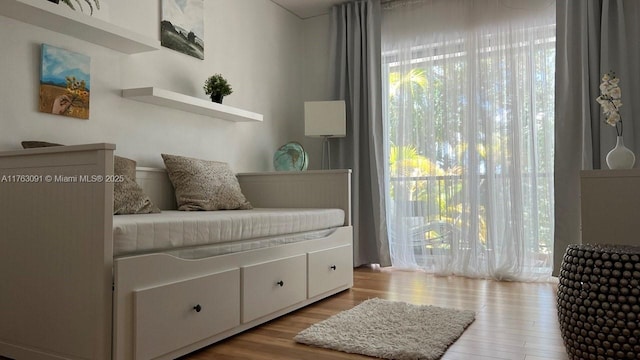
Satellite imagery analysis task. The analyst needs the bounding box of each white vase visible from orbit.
[606,136,636,169]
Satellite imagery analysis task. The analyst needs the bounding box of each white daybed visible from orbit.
[0,143,353,360]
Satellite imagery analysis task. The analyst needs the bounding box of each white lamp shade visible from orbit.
[304,101,346,138]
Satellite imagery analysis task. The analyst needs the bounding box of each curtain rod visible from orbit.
[381,0,424,10]
[381,0,554,11]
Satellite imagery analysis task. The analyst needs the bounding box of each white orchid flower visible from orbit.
[598,71,624,136]
[609,87,621,99]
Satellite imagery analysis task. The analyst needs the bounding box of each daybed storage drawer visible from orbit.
[308,244,353,298]
[242,254,306,323]
[133,269,240,360]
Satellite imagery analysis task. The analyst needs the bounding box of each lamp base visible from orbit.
[321,136,331,170]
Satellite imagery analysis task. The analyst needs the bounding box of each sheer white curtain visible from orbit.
[382,0,555,281]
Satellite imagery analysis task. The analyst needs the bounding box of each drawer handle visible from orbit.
[276,280,284,287]
[330,265,337,270]
[193,304,202,313]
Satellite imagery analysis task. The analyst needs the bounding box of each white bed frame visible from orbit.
[0,143,353,360]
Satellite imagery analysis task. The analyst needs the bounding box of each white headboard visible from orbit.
[135,167,177,210]
[134,167,352,225]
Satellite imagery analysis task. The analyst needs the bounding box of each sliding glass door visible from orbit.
[382,0,556,281]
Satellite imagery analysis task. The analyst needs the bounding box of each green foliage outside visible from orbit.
[386,37,555,255]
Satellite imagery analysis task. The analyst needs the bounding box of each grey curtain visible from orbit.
[330,0,391,267]
[554,0,640,274]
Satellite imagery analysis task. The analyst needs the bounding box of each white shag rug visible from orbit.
[294,298,475,360]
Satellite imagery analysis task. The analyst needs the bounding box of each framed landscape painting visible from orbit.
[39,44,90,119]
[161,0,204,60]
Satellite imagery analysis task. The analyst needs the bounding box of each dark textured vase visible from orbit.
[211,94,223,104]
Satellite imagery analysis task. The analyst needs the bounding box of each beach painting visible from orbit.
[39,44,90,119]
[161,0,204,60]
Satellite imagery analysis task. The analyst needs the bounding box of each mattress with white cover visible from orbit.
[113,208,345,257]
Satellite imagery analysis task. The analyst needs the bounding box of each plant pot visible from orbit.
[210,94,223,104]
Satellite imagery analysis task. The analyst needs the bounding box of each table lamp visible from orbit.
[304,100,346,169]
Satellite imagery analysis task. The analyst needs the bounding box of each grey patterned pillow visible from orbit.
[21,140,63,149]
[111,155,160,214]
[161,153,252,211]
[114,156,136,180]
[113,177,161,215]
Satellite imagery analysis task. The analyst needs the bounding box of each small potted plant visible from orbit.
[203,74,233,104]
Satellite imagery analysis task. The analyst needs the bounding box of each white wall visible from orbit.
[0,0,333,172]
[300,13,333,169]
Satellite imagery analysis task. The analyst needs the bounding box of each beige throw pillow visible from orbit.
[161,153,252,211]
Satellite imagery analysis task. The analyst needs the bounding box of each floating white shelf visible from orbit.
[0,0,160,54]
[121,87,264,123]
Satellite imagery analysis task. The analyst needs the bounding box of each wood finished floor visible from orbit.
[181,266,569,360]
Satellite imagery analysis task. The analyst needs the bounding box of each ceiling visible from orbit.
[270,0,346,19]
